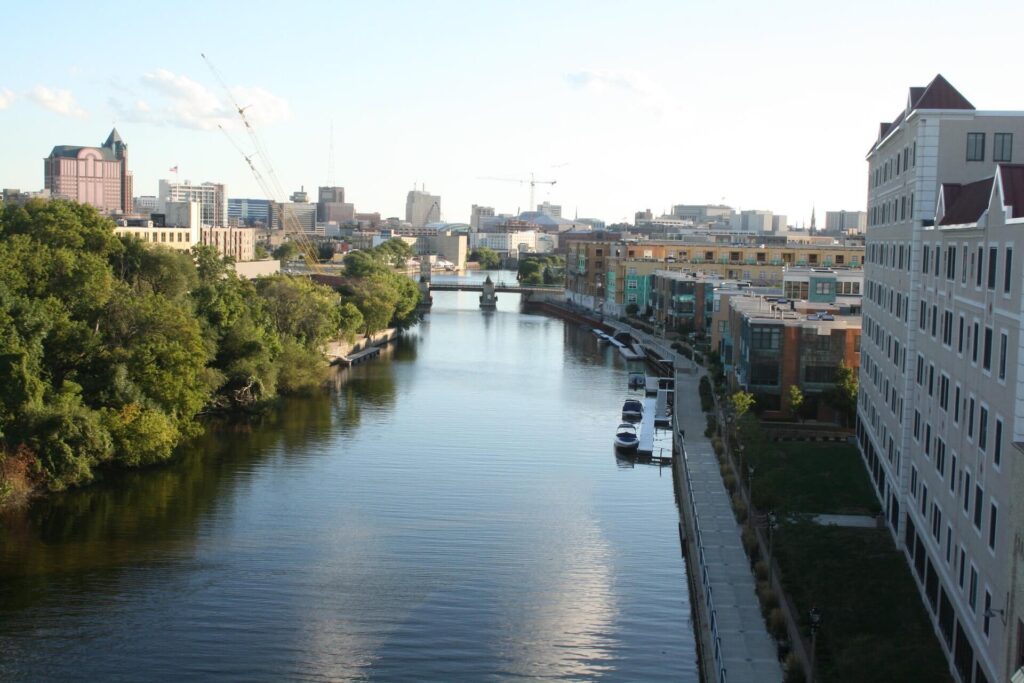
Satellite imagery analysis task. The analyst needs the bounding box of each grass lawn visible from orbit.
[744,441,881,515]
[774,520,953,683]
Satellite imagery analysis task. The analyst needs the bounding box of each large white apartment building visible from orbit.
[858,74,1024,683]
[158,179,228,227]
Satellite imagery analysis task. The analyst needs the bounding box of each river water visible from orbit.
[0,271,696,681]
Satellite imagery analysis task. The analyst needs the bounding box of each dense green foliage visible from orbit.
[342,246,421,335]
[517,254,564,285]
[469,247,501,269]
[0,200,418,498]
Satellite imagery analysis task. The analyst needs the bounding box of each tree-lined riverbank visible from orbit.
[0,200,418,506]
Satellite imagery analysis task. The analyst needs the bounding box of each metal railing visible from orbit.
[679,424,729,683]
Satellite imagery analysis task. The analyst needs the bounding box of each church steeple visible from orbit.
[810,205,816,235]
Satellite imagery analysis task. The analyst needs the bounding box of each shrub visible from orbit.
[741,527,760,561]
[768,608,788,641]
[699,376,714,412]
[754,560,769,582]
[723,473,737,493]
[711,436,723,455]
[783,653,806,683]
[732,493,748,523]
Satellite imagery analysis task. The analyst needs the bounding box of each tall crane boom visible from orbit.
[478,172,557,212]
[201,53,323,274]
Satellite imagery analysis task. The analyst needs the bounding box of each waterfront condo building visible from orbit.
[857,74,1024,683]
[44,128,132,214]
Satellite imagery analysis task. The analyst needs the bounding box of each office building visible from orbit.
[537,201,561,218]
[228,198,271,226]
[470,204,495,230]
[158,180,227,226]
[826,210,868,233]
[406,189,440,227]
[857,74,1024,683]
[317,186,354,223]
[731,209,775,233]
[202,226,255,262]
[270,201,317,233]
[671,204,735,224]
[44,128,132,214]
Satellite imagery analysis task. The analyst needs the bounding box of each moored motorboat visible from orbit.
[621,398,643,422]
[614,423,639,451]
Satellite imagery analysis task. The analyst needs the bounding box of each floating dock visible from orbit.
[655,388,672,427]
[638,395,657,455]
[337,346,380,366]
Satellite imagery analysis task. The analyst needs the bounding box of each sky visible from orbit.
[2,0,1023,226]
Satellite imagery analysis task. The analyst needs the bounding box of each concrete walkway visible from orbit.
[812,513,878,529]
[675,369,783,683]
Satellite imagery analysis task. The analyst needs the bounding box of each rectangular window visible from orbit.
[983,327,993,371]
[954,386,961,423]
[1005,248,1014,293]
[984,591,993,638]
[989,503,998,551]
[950,454,957,493]
[964,471,972,514]
[994,132,1014,163]
[995,419,1003,468]
[969,566,978,611]
[977,247,984,286]
[973,322,979,363]
[967,132,986,161]
[968,398,975,438]
[750,326,780,350]
[958,316,965,353]
[958,548,966,588]
[1000,333,1008,380]
[979,407,988,452]
[988,247,998,289]
[974,485,983,530]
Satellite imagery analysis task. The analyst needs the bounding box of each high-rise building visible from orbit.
[858,74,1024,683]
[269,201,317,233]
[44,128,131,213]
[317,186,354,223]
[158,180,227,227]
[771,215,788,233]
[826,210,868,233]
[537,201,562,218]
[671,204,735,224]
[228,198,271,226]
[731,209,774,233]
[406,189,440,227]
[470,204,495,230]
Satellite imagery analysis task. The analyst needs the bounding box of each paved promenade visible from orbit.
[674,368,782,683]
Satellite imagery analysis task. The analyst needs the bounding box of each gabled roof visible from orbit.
[872,75,974,154]
[47,144,118,161]
[998,165,1024,219]
[913,74,974,111]
[938,177,994,226]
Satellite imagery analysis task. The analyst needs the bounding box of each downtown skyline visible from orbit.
[2,0,1022,225]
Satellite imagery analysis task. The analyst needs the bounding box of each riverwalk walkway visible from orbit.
[561,311,783,680]
[674,368,782,683]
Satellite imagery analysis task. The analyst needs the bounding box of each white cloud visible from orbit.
[0,88,14,109]
[109,68,290,131]
[29,86,88,119]
[565,68,671,113]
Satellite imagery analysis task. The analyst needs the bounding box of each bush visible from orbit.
[783,653,806,683]
[768,608,788,641]
[711,437,724,456]
[757,580,779,613]
[723,473,737,493]
[732,493,748,523]
[754,560,770,582]
[704,413,718,438]
[699,376,714,412]
[741,527,760,561]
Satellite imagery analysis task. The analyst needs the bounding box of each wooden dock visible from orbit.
[337,346,381,366]
[638,395,657,455]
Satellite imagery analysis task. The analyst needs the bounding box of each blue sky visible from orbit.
[2,0,1022,225]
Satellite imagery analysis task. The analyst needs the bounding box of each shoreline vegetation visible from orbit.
[0,199,420,509]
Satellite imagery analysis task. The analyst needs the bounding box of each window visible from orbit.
[994,133,1014,162]
[750,363,778,385]
[967,132,986,161]
[969,566,978,610]
[923,245,931,274]
[804,365,837,383]
[968,398,975,438]
[954,386,961,423]
[964,471,972,514]
[958,548,966,588]
[984,591,993,638]
[989,503,998,551]
[977,247,984,286]
[939,375,950,410]
[750,326,781,350]
[1006,248,1014,293]
[974,485,983,530]
[1000,333,1008,380]
[979,406,989,452]
[988,247,998,289]
[983,327,993,371]
[973,322,980,363]
[958,316,965,353]
[950,454,957,493]
[995,419,1003,467]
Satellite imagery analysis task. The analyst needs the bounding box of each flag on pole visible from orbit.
[169,165,178,174]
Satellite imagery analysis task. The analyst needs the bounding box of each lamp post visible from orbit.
[809,606,823,682]
[767,510,778,585]
[747,464,756,519]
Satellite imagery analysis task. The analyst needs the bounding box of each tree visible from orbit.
[470,247,501,269]
[731,391,755,420]
[375,238,413,268]
[625,303,640,317]
[824,361,858,426]
[272,241,298,261]
[255,275,342,349]
[254,244,270,260]
[787,384,805,422]
[337,302,364,343]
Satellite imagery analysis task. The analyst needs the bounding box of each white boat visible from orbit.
[614,423,639,451]
[621,398,644,422]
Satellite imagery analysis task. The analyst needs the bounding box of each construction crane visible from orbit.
[478,172,557,213]
[201,53,323,274]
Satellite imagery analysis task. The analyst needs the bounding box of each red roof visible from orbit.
[872,75,974,153]
[1000,165,1024,219]
[938,177,994,226]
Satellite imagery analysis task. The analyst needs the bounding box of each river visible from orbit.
[0,271,697,681]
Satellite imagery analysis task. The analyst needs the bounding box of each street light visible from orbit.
[767,510,778,585]
[809,607,823,682]
[747,464,756,516]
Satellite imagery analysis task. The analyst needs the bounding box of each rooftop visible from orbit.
[728,293,861,331]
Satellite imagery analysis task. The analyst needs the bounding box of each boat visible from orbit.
[621,398,644,422]
[614,423,639,451]
[627,372,645,390]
